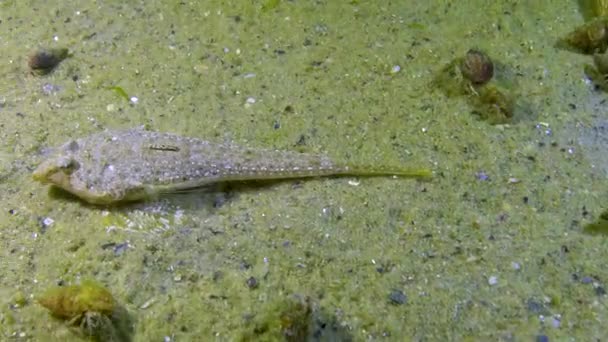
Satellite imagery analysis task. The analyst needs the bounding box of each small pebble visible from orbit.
[476,171,489,181]
[41,217,54,228]
[552,314,561,328]
[246,276,258,289]
[42,83,60,95]
[113,242,129,256]
[536,335,549,342]
[388,289,407,305]
[140,297,157,309]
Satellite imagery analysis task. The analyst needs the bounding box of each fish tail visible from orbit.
[334,165,432,179]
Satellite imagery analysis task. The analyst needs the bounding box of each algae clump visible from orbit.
[37,280,117,338]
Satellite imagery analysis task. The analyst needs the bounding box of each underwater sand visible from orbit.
[1,1,607,340]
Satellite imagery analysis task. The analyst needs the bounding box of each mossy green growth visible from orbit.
[471,84,516,124]
[558,17,608,54]
[107,86,130,101]
[239,295,313,341]
[584,209,608,235]
[261,0,280,11]
[38,280,115,320]
[38,280,119,339]
[578,0,608,20]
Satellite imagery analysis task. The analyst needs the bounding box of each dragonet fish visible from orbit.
[33,128,431,204]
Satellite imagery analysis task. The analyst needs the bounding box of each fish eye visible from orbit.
[57,157,80,174]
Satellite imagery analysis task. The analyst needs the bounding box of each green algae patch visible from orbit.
[37,280,122,339]
[584,209,608,235]
[107,86,130,101]
[239,294,314,341]
[38,280,115,320]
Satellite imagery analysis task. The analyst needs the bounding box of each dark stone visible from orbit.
[388,290,407,305]
[246,276,258,289]
[536,335,549,342]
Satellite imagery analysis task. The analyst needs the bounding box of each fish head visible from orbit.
[33,140,81,185]
[32,154,80,187]
[32,140,111,204]
[33,139,144,205]
[33,154,117,205]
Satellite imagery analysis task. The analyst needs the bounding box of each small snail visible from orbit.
[28,48,69,75]
[459,49,494,85]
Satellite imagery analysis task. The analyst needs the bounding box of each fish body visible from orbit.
[33,129,430,204]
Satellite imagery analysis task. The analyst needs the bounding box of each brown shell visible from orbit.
[28,48,69,75]
[460,49,494,85]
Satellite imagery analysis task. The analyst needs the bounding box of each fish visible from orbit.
[33,128,431,205]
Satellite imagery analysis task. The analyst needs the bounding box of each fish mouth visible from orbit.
[32,165,72,191]
[32,165,51,183]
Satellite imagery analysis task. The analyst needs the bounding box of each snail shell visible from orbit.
[460,49,494,85]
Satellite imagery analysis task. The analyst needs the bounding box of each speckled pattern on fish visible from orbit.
[33,128,430,204]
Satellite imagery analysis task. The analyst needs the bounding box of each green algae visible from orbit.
[0,1,608,341]
[37,280,115,320]
[36,280,132,340]
[239,294,314,341]
[584,209,608,235]
[108,86,130,101]
[578,0,608,20]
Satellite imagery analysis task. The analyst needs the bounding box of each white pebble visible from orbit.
[552,314,561,328]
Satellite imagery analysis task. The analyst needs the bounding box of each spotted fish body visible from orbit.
[33,129,431,205]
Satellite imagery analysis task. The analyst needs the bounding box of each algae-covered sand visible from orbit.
[1,1,607,340]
